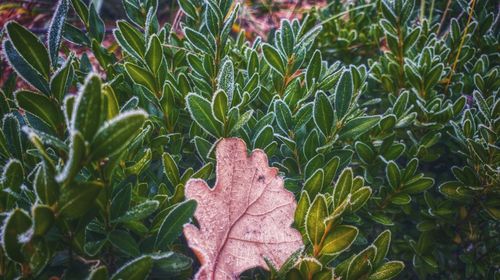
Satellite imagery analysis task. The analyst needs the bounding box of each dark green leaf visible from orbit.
[186,93,222,138]
[262,43,285,75]
[114,200,159,223]
[5,21,50,79]
[333,168,353,207]
[90,110,148,160]
[15,90,62,131]
[58,181,103,219]
[313,91,334,137]
[72,74,103,140]
[306,50,322,89]
[48,0,69,66]
[335,71,353,119]
[2,159,24,192]
[338,116,380,140]
[320,225,358,256]
[124,63,157,93]
[155,200,196,249]
[88,3,105,43]
[3,40,50,94]
[2,209,32,262]
[109,230,140,256]
[368,261,404,280]
[111,255,153,280]
[56,131,85,184]
[162,152,180,187]
[305,194,328,246]
[145,34,163,74]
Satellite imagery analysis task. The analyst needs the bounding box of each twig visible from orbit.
[444,0,477,93]
[321,3,376,25]
[437,0,452,35]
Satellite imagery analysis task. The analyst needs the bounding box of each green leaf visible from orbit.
[109,230,140,256]
[103,85,119,119]
[58,181,103,219]
[232,109,253,133]
[306,50,322,89]
[305,194,328,246]
[253,125,274,149]
[320,225,358,256]
[5,21,50,79]
[403,27,421,53]
[117,20,146,58]
[155,200,196,250]
[386,161,401,189]
[347,245,376,279]
[177,0,197,20]
[111,255,153,280]
[89,110,148,160]
[32,205,55,236]
[280,20,294,56]
[124,62,157,94]
[50,57,74,101]
[295,191,310,231]
[88,3,104,43]
[212,90,228,123]
[152,252,193,275]
[333,168,353,207]
[2,114,23,160]
[372,230,391,267]
[113,200,159,223]
[350,187,372,211]
[322,156,340,186]
[2,159,24,192]
[2,40,50,94]
[56,131,85,184]
[355,141,375,164]
[335,71,353,119]
[338,116,381,140]
[110,183,131,222]
[72,74,103,140]
[34,164,59,205]
[64,22,90,46]
[70,0,88,25]
[162,152,180,187]
[125,148,152,175]
[368,261,404,280]
[313,91,334,137]
[186,93,223,138]
[15,90,62,131]
[2,209,32,262]
[391,193,411,205]
[191,162,214,180]
[403,177,434,194]
[217,60,234,103]
[370,213,394,226]
[303,169,324,198]
[262,43,285,75]
[145,34,163,74]
[184,27,213,54]
[48,0,69,66]
[274,99,293,134]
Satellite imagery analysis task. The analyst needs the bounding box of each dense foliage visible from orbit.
[0,0,498,279]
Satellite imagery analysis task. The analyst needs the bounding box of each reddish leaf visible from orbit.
[183,138,303,279]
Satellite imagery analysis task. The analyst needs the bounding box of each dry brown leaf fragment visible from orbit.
[183,138,303,280]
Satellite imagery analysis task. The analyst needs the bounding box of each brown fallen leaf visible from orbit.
[183,138,303,280]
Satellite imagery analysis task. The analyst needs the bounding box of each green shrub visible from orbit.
[0,0,498,279]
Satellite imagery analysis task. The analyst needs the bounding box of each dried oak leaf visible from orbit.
[183,138,303,280]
